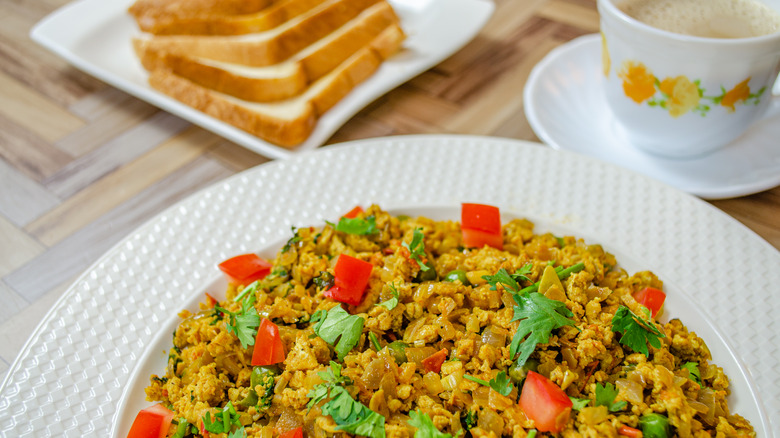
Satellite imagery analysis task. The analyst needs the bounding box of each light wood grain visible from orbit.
[0,0,777,387]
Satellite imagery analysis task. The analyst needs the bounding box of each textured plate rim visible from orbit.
[0,134,776,436]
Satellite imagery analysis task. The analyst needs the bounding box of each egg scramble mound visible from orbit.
[145,205,755,438]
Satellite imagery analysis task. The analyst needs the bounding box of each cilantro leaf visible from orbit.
[463,372,513,397]
[313,271,335,290]
[681,362,701,384]
[331,216,378,235]
[377,284,399,310]
[215,302,260,349]
[489,371,514,396]
[283,227,301,252]
[308,363,386,438]
[408,410,454,438]
[483,268,521,293]
[611,305,666,356]
[569,396,590,411]
[403,228,430,271]
[595,382,627,412]
[313,306,365,360]
[228,428,247,438]
[509,292,576,367]
[513,263,534,284]
[336,406,386,438]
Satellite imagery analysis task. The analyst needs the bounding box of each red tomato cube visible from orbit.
[519,371,572,433]
[252,318,286,366]
[218,254,272,286]
[634,287,666,318]
[127,403,174,438]
[324,254,373,305]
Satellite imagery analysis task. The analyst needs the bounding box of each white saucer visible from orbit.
[523,34,780,200]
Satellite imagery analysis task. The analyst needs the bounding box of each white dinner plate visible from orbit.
[30,0,494,159]
[524,34,780,200]
[1,135,778,437]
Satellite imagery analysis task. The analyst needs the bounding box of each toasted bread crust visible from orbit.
[133,2,400,102]
[147,24,404,147]
[136,0,331,36]
[129,0,274,31]
[138,0,382,66]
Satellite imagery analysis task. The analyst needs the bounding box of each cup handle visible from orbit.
[760,76,780,121]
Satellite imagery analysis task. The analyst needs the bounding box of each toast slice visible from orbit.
[129,0,275,31]
[133,1,401,102]
[135,0,382,66]
[147,24,404,147]
[132,0,330,36]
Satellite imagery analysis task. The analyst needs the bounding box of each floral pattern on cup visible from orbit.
[617,60,765,117]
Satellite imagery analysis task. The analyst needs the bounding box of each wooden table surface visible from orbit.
[0,0,778,383]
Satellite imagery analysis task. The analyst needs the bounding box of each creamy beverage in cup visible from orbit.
[619,0,780,39]
[598,0,780,158]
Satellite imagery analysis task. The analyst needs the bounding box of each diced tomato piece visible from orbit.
[204,293,218,308]
[252,318,286,366]
[462,227,504,250]
[618,425,642,437]
[218,254,272,286]
[324,254,373,305]
[519,371,573,433]
[461,203,503,249]
[127,403,174,438]
[343,206,364,219]
[633,287,666,318]
[421,348,448,373]
[279,427,304,438]
[461,203,501,233]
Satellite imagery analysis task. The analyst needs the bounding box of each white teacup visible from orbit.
[598,0,780,158]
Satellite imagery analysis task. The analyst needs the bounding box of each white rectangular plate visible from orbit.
[30,0,495,159]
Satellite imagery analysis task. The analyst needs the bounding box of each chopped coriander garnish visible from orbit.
[488,371,514,396]
[228,428,247,438]
[311,306,365,360]
[214,288,260,349]
[329,216,378,235]
[313,271,335,290]
[611,305,666,356]
[595,382,627,412]
[462,410,477,430]
[282,227,301,252]
[377,284,399,310]
[233,280,259,304]
[403,228,430,271]
[307,362,386,438]
[484,264,580,368]
[408,410,455,438]
[509,292,576,368]
[681,362,701,384]
[464,372,514,397]
[569,396,590,411]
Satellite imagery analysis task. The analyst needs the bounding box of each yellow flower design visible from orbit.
[618,61,656,104]
[601,32,610,77]
[720,78,751,112]
[658,76,700,118]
